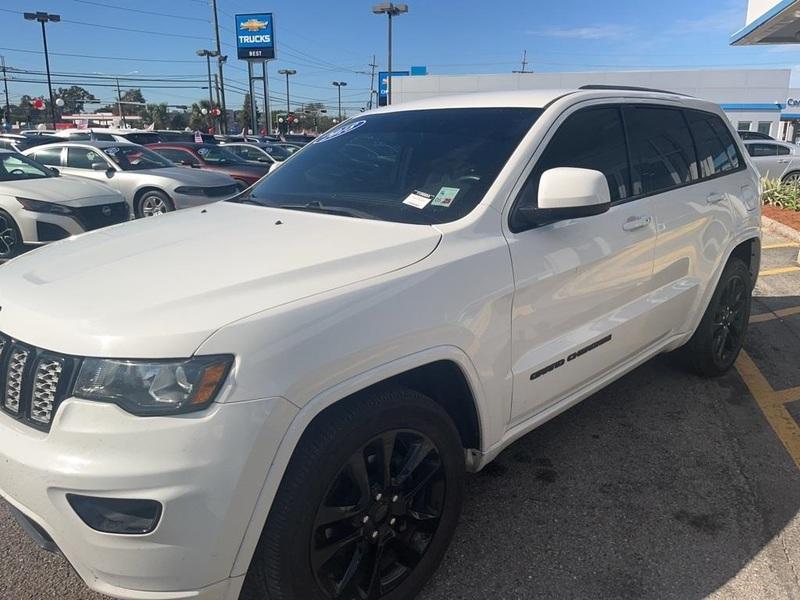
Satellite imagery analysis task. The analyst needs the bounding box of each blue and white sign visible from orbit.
[378,70,409,106]
[235,13,275,61]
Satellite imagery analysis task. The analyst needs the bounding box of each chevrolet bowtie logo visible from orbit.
[240,18,268,32]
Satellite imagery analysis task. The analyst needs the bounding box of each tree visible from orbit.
[167,111,189,130]
[238,94,253,133]
[55,86,96,114]
[189,100,212,131]
[143,103,168,128]
[117,88,146,117]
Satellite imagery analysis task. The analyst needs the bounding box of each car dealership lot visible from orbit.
[0,231,797,599]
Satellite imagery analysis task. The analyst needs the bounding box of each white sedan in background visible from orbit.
[743,139,800,182]
[0,149,128,260]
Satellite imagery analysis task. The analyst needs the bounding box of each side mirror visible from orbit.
[516,167,611,226]
[48,167,59,175]
[91,162,108,171]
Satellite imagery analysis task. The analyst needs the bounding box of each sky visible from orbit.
[2,0,800,117]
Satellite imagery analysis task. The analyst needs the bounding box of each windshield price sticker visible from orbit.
[432,186,460,207]
[104,147,118,156]
[197,147,210,156]
[402,190,433,209]
[313,120,367,144]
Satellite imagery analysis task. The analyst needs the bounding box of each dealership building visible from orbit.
[390,68,800,141]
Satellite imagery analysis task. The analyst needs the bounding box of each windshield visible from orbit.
[240,107,542,224]
[0,152,54,181]
[196,145,247,165]
[103,146,173,170]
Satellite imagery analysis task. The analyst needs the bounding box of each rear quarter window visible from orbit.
[685,110,742,178]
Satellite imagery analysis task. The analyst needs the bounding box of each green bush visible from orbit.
[761,178,800,211]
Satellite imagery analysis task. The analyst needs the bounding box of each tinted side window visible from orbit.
[32,147,62,166]
[520,106,630,207]
[686,110,741,178]
[746,143,775,157]
[625,106,697,196]
[66,147,106,169]
[68,132,90,141]
[154,148,198,165]
[777,145,791,156]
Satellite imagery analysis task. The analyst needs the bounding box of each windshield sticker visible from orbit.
[431,186,460,208]
[197,147,210,156]
[103,147,118,156]
[313,120,367,144]
[402,190,433,209]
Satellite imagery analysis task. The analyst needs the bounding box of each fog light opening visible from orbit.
[66,494,162,535]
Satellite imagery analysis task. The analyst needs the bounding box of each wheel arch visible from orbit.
[229,346,487,579]
[132,186,171,216]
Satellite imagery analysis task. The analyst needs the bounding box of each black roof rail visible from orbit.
[579,84,692,97]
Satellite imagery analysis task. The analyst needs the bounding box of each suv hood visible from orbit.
[0,203,441,357]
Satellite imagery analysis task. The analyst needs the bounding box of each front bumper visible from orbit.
[16,210,88,244]
[0,395,297,599]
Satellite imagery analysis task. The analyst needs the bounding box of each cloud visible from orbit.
[668,7,744,35]
[527,25,634,40]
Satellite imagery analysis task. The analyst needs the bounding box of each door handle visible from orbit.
[706,193,726,204]
[622,215,652,231]
[778,158,791,164]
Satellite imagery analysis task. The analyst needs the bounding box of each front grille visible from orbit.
[71,202,129,231]
[206,184,239,198]
[0,333,77,431]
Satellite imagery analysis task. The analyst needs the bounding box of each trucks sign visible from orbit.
[235,13,275,61]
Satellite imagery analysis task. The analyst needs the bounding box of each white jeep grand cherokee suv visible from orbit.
[0,87,760,600]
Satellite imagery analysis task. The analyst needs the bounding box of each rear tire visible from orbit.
[0,210,22,260]
[240,388,465,600]
[135,190,174,218]
[782,171,800,185]
[680,258,752,377]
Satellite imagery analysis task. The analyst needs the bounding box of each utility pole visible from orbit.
[278,69,296,118]
[115,77,127,128]
[367,54,378,110]
[210,0,227,133]
[513,50,530,74]
[372,3,408,106]
[1,56,10,131]
[332,81,347,121]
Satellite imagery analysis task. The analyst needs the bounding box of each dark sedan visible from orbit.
[147,142,270,188]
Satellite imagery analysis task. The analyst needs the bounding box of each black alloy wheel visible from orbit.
[240,388,465,600]
[710,273,749,368]
[0,212,21,260]
[311,430,445,598]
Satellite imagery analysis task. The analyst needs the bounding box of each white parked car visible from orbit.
[24,141,241,218]
[0,149,128,259]
[743,139,800,182]
[0,87,761,600]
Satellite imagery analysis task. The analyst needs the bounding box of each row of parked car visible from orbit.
[0,128,313,259]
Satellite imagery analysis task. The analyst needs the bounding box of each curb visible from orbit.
[761,215,800,244]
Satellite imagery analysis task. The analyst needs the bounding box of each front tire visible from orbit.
[0,210,22,260]
[681,258,752,377]
[135,190,174,218]
[241,388,465,600]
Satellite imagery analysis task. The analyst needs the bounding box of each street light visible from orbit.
[197,49,220,130]
[372,2,408,105]
[332,81,347,121]
[277,69,296,117]
[24,11,60,128]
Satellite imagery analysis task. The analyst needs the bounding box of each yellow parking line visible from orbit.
[760,266,800,277]
[750,305,800,323]
[762,243,800,250]
[735,350,800,470]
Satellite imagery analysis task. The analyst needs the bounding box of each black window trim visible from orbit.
[508,102,747,233]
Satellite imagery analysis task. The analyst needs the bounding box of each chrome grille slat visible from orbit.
[4,348,30,414]
[30,358,64,424]
[0,333,72,430]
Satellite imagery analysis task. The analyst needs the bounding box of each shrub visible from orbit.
[761,178,800,211]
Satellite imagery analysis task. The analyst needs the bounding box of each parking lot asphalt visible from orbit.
[2,232,800,600]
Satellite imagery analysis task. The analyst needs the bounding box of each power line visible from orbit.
[0,46,200,64]
[67,0,210,22]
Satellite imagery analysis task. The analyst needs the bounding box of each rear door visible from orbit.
[505,103,658,424]
[645,107,748,337]
[745,142,793,179]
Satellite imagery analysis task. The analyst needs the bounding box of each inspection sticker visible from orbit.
[402,190,433,209]
[432,186,460,207]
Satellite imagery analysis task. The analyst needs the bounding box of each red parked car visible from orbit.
[146,142,270,189]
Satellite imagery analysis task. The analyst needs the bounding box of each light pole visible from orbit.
[372,3,408,106]
[332,81,347,121]
[24,11,60,128]
[278,69,296,117]
[197,49,219,130]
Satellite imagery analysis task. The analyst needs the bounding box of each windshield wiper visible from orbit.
[277,201,375,220]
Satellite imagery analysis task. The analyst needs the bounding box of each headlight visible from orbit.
[16,197,73,215]
[73,355,233,416]
[173,186,207,196]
